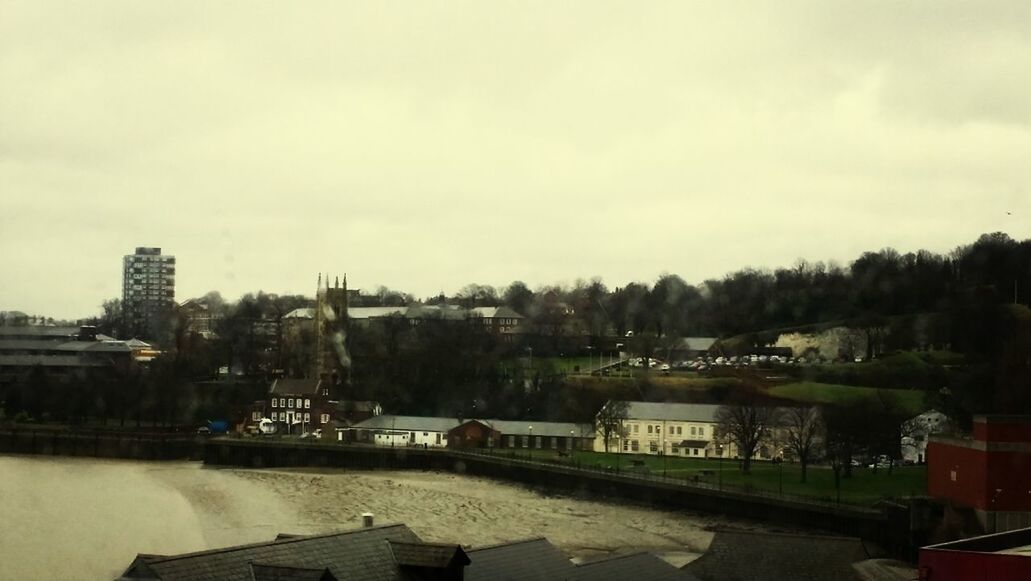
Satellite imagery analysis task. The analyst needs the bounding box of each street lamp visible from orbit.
[716,443,724,490]
[570,430,576,463]
[615,343,624,377]
[528,425,533,461]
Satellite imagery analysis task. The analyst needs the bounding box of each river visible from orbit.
[0,454,743,580]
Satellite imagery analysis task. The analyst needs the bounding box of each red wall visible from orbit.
[929,441,1031,511]
[987,451,1031,511]
[974,421,1031,443]
[928,441,988,510]
[919,550,1031,581]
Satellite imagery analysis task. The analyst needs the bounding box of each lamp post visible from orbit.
[570,430,576,463]
[716,443,724,490]
[528,425,533,461]
[586,345,594,375]
[615,343,624,376]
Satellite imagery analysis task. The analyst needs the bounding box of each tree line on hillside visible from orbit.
[14,231,1020,427]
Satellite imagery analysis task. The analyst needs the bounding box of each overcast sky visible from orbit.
[2,1,1030,319]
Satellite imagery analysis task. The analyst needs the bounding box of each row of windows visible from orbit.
[271,398,311,409]
[255,411,330,424]
[634,423,706,437]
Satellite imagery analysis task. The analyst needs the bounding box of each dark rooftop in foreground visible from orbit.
[684,529,873,581]
[116,524,695,581]
[571,551,700,581]
[464,537,576,581]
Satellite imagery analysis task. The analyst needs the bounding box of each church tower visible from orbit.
[313,273,350,396]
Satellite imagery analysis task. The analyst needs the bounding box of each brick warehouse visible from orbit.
[927,415,1031,533]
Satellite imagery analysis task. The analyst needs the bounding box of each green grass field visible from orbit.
[502,449,926,506]
[768,382,927,415]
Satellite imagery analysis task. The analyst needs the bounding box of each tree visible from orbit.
[595,400,629,453]
[502,281,535,316]
[715,404,776,474]
[783,406,823,483]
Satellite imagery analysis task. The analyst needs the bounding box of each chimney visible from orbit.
[362,512,374,528]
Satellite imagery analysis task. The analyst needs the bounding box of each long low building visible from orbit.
[448,419,594,452]
[345,415,594,451]
[345,415,462,447]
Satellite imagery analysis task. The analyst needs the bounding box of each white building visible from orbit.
[346,415,462,447]
[901,409,952,464]
[594,401,802,460]
[594,402,729,458]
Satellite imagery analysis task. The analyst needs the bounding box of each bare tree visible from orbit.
[715,404,776,474]
[595,400,629,453]
[783,406,823,483]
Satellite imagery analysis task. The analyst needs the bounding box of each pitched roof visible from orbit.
[464,538,576,581]
[683,529,870,581]
[388,541,469,569]
[270,378,323,395]
[674,337,718,352]
[120,524,421,581]
[469,306,524,319]
[351,415,463,433]
[620,402,723,423]
[349,307,408,319]
[571,552,699,581]
[0,354,108,367]
[249,563,337,581]
[462,419,594,438]
[0,326,81,338]
[284,308,315,320]
[678,439,709,449]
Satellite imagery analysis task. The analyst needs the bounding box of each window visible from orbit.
[304,399,310,409]
[550,437,557,449]
[279,398,286,407]
[522,435,529,447]
[566,437,573,450]
[649,442,658,453]
[436,433,442,445]
[693,448,700,456]
[631,440,639,452]
[676,426,682,435]
[252,411,261,421]
[647,425,653,434]
[320,414,329,424]
[304,413,310,422]
[507,435,515,447]
[690,426,696,435]
[288,398,294,408]
[633,424,639,434]
[669,426,675,435]
[699,427,705,437]
[623,440,630,452]
[272,399,278,408]
[535,436,542,448]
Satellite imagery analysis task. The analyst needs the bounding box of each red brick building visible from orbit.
[928,415,1031,533]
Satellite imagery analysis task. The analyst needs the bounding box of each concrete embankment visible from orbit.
[0,426,199,460]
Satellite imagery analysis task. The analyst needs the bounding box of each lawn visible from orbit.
[503,449,926,506]
[768,382,927,416]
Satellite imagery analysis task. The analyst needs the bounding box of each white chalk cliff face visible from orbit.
[775,327,871,360]
[1,456,750,580]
